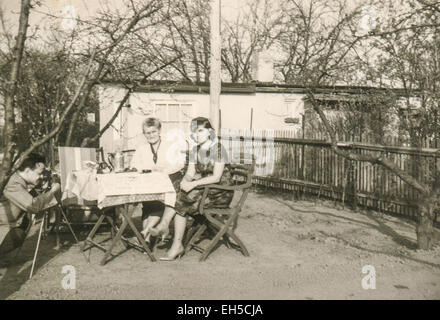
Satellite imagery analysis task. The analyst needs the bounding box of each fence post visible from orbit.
[353,144,359,211]
[345,145,358,211]
[352,157,358,211]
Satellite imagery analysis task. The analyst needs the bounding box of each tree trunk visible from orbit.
[417,196,437,250]
[80,91,129,148]
[0,0,31,193]
[65,82,93,146]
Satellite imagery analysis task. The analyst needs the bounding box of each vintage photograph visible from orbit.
[0,0,439,301]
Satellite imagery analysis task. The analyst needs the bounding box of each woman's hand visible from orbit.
[180,179,197,192]
[194,173,202,180]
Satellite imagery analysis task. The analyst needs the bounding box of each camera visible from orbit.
[38,168,60,194]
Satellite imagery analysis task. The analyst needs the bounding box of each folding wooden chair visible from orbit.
[185,154,255,261]
[79,205,123,265]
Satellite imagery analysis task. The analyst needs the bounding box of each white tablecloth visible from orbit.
[62,170,176,209]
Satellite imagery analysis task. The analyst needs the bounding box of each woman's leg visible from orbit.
[159,213,186,260]
[141,215,161,242]
[150,206,176,237]
[169,214,186,251]
[141,201,164,241]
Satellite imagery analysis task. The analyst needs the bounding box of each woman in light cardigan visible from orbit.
[131,117,185,244]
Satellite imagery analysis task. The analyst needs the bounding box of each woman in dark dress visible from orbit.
[151,117,233,261]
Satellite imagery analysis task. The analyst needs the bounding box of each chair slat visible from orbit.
[58,147,97,192]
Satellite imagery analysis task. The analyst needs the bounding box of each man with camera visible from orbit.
[0,153,61,262]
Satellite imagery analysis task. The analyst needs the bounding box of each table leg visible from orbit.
[105,215,116,239]
[83,213,106,251]
[100,217,127,266]
[121,207,156,262]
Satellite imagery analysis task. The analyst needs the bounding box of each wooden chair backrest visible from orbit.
[229,153,255,189]
[228,154,255,211]
[58,147,98,192]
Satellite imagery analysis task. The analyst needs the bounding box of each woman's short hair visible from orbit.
[190,117,216,141]
[190,117,213,133]
[142,117,161,132]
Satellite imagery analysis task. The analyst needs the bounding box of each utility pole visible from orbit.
[209,0,221,131]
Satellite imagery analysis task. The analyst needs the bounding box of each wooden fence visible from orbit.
[120,129,439,220]
[219,129,440,220]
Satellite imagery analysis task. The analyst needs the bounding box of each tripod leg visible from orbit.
[29,214,45,279]
[55,209,61,250]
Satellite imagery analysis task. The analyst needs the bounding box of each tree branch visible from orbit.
[80,54,182,148]
[305,89,430,195]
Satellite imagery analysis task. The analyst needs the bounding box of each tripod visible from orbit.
[29,197,88,279]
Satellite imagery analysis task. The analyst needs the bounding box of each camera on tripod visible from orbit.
[37,168,60,194]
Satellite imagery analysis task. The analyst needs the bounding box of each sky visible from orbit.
[0,0,281,58]
[0,0,409,40]
[1,0,411,38]
[0,0,412,85]
[0,0,247,31]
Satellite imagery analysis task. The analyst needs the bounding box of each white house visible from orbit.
[98,81,413,154]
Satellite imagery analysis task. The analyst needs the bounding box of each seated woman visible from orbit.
[150,117,234,261]
[130,117,185,243]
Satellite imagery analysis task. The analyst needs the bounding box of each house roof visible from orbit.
[99,80,418,97]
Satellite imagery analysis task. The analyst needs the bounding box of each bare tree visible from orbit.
[364,0,440,147]
[64,0,164,146]
[297,0,440,249]
[146,0,211,82]
[221,0,283,82]
[1,0,32,192]
[0,12,101,163]
[0,0,166,192]
[275,0,370,84]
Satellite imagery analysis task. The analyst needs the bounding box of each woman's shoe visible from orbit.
[140,228,150,241]
[159,247,184,261]
[128,235,149,247]
[150,224,170,243]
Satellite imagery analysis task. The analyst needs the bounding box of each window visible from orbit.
[153,102,195,135]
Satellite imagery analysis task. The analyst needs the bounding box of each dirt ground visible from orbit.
[1,190,439,300]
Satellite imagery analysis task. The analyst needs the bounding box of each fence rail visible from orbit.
[219,129,440,220]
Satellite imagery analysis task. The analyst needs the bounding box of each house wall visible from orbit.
[98,85,305,153]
